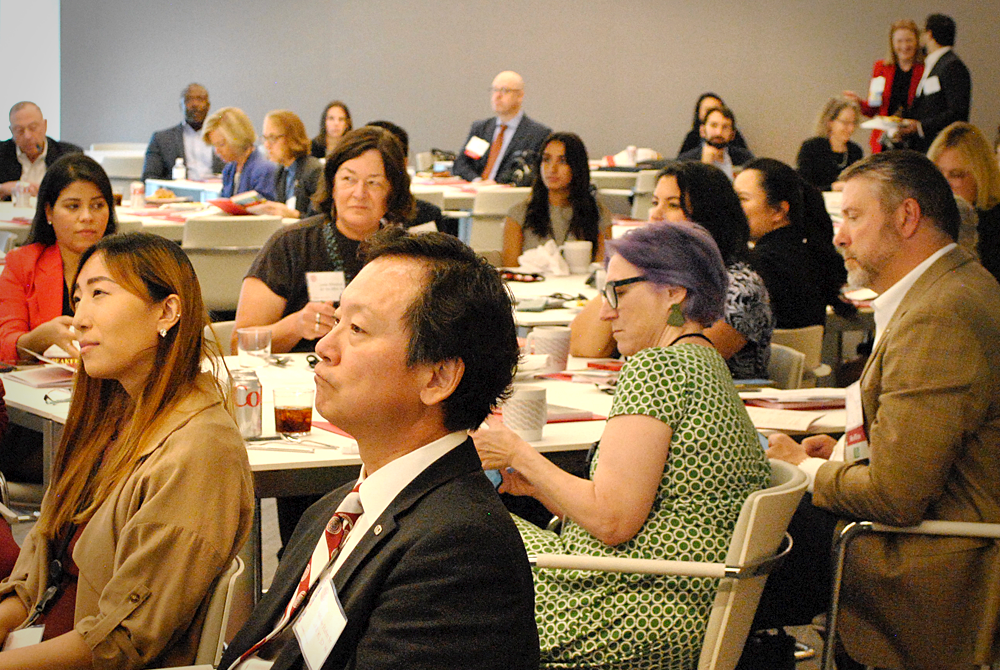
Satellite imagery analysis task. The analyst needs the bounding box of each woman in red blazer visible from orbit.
[0,154,117,363]
[845,19,925,153]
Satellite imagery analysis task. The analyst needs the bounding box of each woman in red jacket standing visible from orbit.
[844,19,925,153]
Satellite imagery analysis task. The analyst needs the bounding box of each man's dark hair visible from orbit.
[925,14,956,47]
[702,105,736,127]
[656,161,750,264]
[366,120,409,156]
[840,149,960,241]
[361,227,519,431]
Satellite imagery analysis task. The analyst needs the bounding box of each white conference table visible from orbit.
[0,202,37,246]
[507,273,598,329]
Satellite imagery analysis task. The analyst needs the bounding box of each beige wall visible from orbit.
[62,1,999,165]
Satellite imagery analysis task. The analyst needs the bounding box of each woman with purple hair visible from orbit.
[474,221,770,669]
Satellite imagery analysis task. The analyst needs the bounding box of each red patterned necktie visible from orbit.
[232,482,363,667]
[481,124,508,179]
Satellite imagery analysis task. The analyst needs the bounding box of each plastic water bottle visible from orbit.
[171,157,187,181]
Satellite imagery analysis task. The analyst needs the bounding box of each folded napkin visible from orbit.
[515,353,555,379]
[517,239,570,276]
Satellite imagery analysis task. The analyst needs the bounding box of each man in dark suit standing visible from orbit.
[452,70,551,185]
[220,228,539,670]
[141,83,223,180]
[898,14,971,153]
[0,102,81,199]
[677,105,753,180]
[768,150,1000,669]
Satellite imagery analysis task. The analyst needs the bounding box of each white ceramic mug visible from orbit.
[525,326,571,372]
[504,384,547,441]
[561,240,593,274]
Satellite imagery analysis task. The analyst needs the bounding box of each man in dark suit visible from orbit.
[677,105,753,180]
[898,14,971,153]
[0,101,82,199]
[768,150,1000,669]
[452,70,551,185]
[141,83,223,180]
[220,228,539,670]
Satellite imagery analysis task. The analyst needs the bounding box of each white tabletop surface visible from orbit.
[507,273,598,329]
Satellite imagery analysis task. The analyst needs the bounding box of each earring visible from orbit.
[159,328,168,338]
[667,303,685,327]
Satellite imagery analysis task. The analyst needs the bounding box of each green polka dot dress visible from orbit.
[518,344,770,669]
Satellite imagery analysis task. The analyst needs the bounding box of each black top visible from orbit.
[887,66,914,117]
[796,137,863,192]
[247,215,364,352]
[750,224,827,329]
[309,136,328,160]
[977,203,1000,285]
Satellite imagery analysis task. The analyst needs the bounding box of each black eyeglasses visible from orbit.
[602,276,647,309]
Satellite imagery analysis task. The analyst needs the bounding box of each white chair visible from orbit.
[771,325,831,386]
[181,215,284,248]
[0,230,18,253]
[464,187,531,253]
[414,151,435,172]
[767,343,806,390]
[596,188,632,218]
[411,188,445,209]
[90,142,148,152]
[531,460,807,670]
[822,519,1000,670]
[192,557,252,667]
[630,169,661,220]
[204,320,236,356]
[181,216,284,313]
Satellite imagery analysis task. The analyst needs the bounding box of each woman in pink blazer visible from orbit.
[844,19,925,153]
[0,154,117,363]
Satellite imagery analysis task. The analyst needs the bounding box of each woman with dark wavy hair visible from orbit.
[310,100,352,159]
[501,132,610,266]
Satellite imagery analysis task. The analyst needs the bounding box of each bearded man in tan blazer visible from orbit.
[768,149,1000,669]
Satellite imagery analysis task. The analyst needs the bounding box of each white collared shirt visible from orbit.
[915,46,951,97]
[16,140,47,185]
[871,243,955,348]
[308,430,469,587]
[182,122,215,180]
[796,243,957,490]
[486,110,524,181]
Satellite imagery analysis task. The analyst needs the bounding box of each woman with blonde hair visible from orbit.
[928,121,1000,282]
[250,109,323,219]
[844,19,925,153]
[796,96,864,192]
[203,106,277,200]
[0,233,254,669]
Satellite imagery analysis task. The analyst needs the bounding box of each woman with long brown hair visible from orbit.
[0,233,253,669]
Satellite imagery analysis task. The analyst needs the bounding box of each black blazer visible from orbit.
[452,115,551,184]
[141,123,224,180]
[274,155,323,218]
[906,49,971,152]
[220,438,540,670]
[0,137,82,190]
[677,143,754,168]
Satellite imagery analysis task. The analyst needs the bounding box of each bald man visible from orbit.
[142,83,223,180]
[452,70,551,185]
[0,102,82,199]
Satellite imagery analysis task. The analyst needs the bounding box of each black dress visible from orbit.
[750,224,827,329]
[977,203,1000,284]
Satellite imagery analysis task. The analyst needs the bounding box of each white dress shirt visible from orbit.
[796,243,957,490]
[182,122,215,180]
[16,140,47,185]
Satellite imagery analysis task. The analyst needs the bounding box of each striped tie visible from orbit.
[232,482,363,667]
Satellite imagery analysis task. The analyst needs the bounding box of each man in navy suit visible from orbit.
[452,70,551,185]
[677,105,753,180]
[220,228,538,670]
[898,14,971,153]
[142,83,223,180]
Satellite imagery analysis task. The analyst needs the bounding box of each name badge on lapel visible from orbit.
[464,136,490,160]
[844,381,870,462]
[294,576,348,670]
